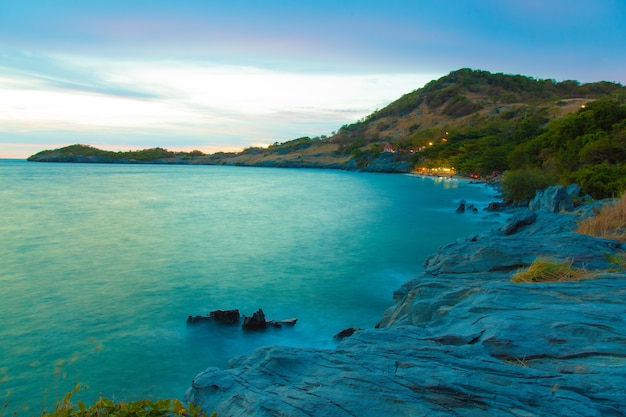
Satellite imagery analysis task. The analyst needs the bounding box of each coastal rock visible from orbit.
[529,184,584,212]
[498,210,537,235]
[186,202,626,416]
[422,210,620,275]
[242,308,268,330]
[187,309,241,324]
[209,309,240,324]
[333,327,362,339]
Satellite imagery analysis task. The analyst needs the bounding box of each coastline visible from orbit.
[185,194,626,416]
[0,161,503,413]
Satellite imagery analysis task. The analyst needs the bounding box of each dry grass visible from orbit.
[511,257,592,283]
[576,193,626,242]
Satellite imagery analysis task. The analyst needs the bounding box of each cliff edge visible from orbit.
[185,196,626,416]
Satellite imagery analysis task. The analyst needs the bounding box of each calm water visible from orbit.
[0,160,502,411]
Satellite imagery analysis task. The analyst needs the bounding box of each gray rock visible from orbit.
[529,184,584,212]
[186,201,626,416]
[498,210,537,235]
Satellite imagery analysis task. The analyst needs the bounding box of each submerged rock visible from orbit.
[186,200,626,416]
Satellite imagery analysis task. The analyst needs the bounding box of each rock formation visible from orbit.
[187,309,241,324]
[242,309,268,330]
[186,198,626,416]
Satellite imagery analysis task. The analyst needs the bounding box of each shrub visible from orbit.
[576,192,626,242]
[569,163,626,199]
[500,169,557,203]
[23,385,215,417]
[511,257,591,283]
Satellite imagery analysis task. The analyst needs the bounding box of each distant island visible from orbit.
[28,68,626,199]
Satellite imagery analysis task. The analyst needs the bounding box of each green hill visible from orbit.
[28,68,626,198]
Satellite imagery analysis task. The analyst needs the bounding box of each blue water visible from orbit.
[0,159,502,412]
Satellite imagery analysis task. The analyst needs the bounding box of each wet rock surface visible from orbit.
[186,202,626,416]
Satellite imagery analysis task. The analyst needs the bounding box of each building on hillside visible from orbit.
[383,143,396,153]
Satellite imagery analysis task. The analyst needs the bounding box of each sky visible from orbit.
[1,0,625,158]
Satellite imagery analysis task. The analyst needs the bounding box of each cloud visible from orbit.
[0,51,441,157]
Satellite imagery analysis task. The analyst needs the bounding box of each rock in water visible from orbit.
[334,327,362,339]
[209,309,240,324]
[242,309,267,330]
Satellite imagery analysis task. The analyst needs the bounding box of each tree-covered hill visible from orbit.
[327,68,626,197]
[28,68,626,198]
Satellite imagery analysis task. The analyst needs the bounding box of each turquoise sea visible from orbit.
[0,159,502,412]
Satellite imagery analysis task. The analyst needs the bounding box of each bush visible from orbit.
[569,163,626,199]
[501,169,557,203]
[23,385,215,417]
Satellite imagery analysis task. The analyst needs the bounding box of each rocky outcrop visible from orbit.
[187,308,297,330]
[186,202,626,416]
[528,184,593,212]
[242,309,268,330]
[187,309,241,324]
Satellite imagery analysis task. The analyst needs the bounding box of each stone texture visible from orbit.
[186,201,626,416]
[210,309,241,324]
[242,309,268,330]
[529,184,589,213]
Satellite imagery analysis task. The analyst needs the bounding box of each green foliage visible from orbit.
[569,162,626,198]
[350,144,384,168]
[268,136,320,153]
[28,145,182,162]
[408,108,550,176]
[507,99,626,198]
[36,385,214,417]
[130,148,175,161]
[501,169,557,203]
[425,86,460,108]
[420,68,617,104]
[442,95,483,117]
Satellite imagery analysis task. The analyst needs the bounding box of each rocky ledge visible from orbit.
[185,190,626,416]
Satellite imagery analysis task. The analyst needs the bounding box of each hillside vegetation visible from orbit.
[328,69,626,197]
[28,68,626,198]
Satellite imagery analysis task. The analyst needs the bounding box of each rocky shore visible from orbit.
[185,188,626,416]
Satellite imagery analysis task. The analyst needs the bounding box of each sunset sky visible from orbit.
[1,0,625,158]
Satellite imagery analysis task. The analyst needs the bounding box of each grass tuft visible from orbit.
[511,257,591,283]
[606,252,626,270]
[576,193,626,242]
